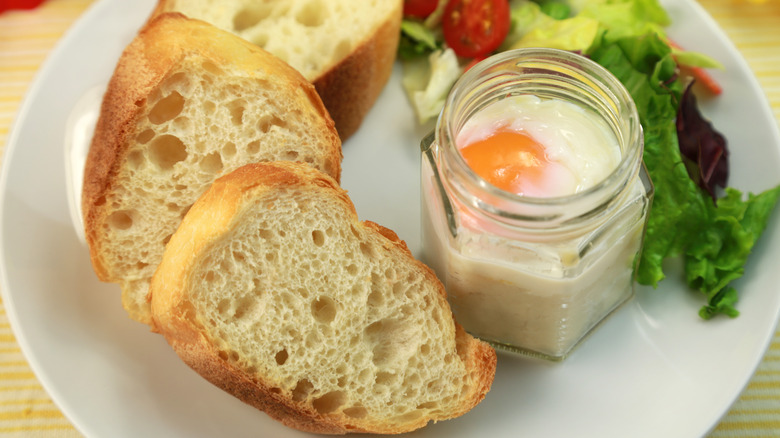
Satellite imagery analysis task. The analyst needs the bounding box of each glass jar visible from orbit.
[420,48,653,361]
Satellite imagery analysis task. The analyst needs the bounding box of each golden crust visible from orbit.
[150,162,496,435]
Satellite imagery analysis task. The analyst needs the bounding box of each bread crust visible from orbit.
[150,162,496,434]
[82,13,342,322]
[311,2,402,140]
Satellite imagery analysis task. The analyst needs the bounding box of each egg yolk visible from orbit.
[460,129,551,196]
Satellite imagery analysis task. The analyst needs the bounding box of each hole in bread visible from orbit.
[251,32,269,48]
[295,0,327,27]
[180,204,192,219]
[346,264,358,276]
[233,296,256,320]
[172,116,191,132]
[360,243,374,258]
[247,140,261,155]
[126,150,145,170]
[199,152,223,174]
[258,113,285,134]
[227,100,246,126]
[149,135,187,170]
[218,350,229,361]
[275,349,289,365]
[311,230,325,247]
[136,129,155,144]
[312,391,346,414]
[217,299,230,316]
[202,100,216,115]
[311,296,337,324]
[107,210,134,230]
[285,150,299,160]
[148,91,185,124]
[233,4,272,32]
[417,401,437,410]
[201,61,222,76]
[365,318,420,367]
[343,406,368,419]
[232,251,246,263]
[291,379,314,402]
[162,234,173,245]
[394,410,424,423]
[223,142,237,157]
[375,371,394,386]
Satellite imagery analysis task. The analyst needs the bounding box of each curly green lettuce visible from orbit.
[590,32,780,318]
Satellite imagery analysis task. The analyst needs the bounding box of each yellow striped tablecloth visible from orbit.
[0,0,778,436]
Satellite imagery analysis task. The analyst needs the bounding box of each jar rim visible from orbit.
[437,48,643,215]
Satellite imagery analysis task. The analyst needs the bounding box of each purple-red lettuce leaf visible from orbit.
[676,83,729,200]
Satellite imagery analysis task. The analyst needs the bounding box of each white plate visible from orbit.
[2,0,779,437]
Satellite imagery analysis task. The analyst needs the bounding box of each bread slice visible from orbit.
[82,13,342,325]
[150,0,403,140]
[149,162,496,434]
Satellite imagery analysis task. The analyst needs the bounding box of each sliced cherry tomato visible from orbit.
[403,0,439,18]
[0,0,46,12]
[442,0,510,58]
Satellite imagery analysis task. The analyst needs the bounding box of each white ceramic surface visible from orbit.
[1,0,779,437]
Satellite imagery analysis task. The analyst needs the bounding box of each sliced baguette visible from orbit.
[149,162,496,434]
[150,0,403,140]
[82,13,342,325]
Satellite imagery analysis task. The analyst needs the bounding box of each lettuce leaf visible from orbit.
[590,33,708,288]
[401,48,463,124]
[398,19,441,60]
[688,186,780,318]
[576,0,670,42]
[590,32,780,318]
[503,1,599,52]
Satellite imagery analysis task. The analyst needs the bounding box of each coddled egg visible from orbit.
[457,95,622,198]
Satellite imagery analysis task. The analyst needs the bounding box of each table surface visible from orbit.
[1,0,779,436]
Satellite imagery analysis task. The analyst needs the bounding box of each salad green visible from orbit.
[400,0,780,319]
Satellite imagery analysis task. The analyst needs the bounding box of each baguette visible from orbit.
[82,13,342,325]
[150,0,403,140]
[149,162,497,434]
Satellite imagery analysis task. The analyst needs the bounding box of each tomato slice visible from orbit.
[442,0,511,58]
[0,0,46,12]
[403,0,439,18]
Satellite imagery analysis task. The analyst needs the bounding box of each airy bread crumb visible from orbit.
[151,0,403,139]
[150,162,496,434]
